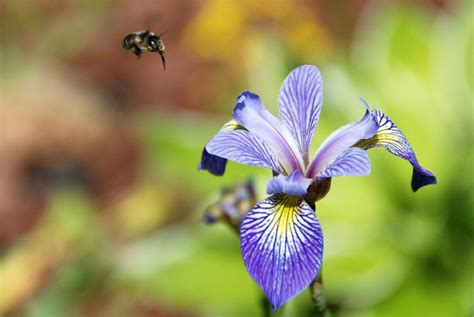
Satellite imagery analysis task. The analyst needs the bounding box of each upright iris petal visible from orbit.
[240,193,323,311]
[306,105,378,177]
[356,108,437,191]
[232,91,305,174]
[278,65,323,163]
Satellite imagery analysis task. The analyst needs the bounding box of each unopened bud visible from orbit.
[202,179,257,232]
[304,177,332,209]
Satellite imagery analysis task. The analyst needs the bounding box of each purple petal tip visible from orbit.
[412,165,437,192]
[198,148,227,176]
[235,91,260,111]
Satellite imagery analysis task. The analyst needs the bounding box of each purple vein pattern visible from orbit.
[279,65,323,161]
[318,147,371,178]
[206,130,281,172]
[307,107,378,177]
[233,91,304,173]
[356,109,437,191]
[240,194,323,311]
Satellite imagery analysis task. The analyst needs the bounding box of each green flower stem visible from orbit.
[261,293,272,317]
[307,195,331,317]
[309,271,331,317]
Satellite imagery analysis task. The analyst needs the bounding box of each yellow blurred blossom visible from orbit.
[183,0,332,64]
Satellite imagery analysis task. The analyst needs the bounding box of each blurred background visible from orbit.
[0,0,472,316]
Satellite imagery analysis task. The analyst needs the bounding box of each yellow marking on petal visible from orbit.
[222,119,245,131]
[357,130,402,149]
[272,195,302,236]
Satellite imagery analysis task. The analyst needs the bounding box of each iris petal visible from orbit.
[307,105,378,178]
[278,65,323,163]
[267,171,313,195]
[198,148,227,176]
[356,108,437,191]
[198,120,246,176]
[206,130,281,172]
[240,194,323,311]
[318,147,371,178]
[232,91,305,174]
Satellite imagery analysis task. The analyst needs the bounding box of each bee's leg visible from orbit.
[159,51,166,70]
[132,45,142,59]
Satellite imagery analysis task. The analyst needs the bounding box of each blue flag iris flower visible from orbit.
[199,65,436,311]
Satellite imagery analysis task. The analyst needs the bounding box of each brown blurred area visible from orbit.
[65,0,204,111]
[0,72,138,244]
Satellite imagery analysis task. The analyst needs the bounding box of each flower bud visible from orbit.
[304,177,332,209]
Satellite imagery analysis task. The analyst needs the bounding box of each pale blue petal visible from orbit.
[267,171,313,195]
[206,129,281,172]
[317,147,370,178]
[278,65,323,162]
[233,91,305,174]
[307,105,378,177]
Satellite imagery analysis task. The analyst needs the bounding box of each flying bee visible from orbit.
[122,30,167,69]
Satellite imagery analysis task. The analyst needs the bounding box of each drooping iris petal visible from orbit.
[232,91,305,174]
[411,166,437,192]
[355,108,437,191]
[198,148,227,176]
[307,106,378,178]
[240,194,323,311]
[278,65,323,163]
[206,130,281,172]
[267,171,313,195]
[199,120,246,176]
[317,147,371,178]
